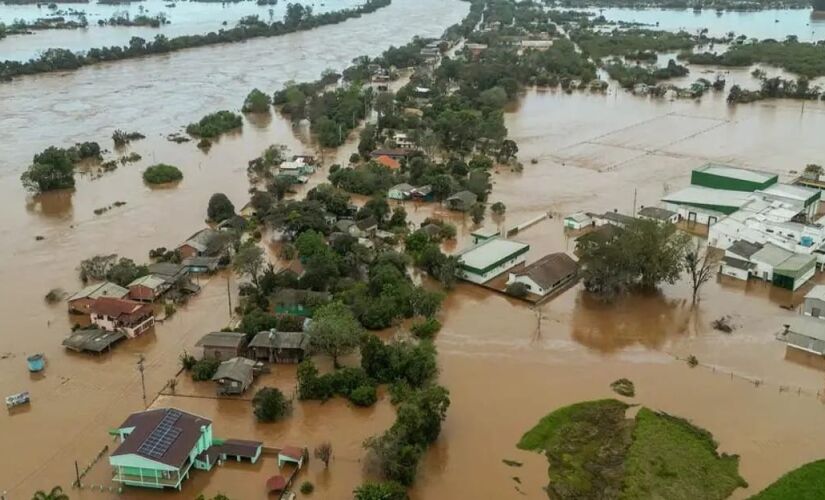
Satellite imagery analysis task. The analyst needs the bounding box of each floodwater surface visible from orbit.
[0,0,364,61]
[2,2,825,498]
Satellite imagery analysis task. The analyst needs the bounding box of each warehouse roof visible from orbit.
[751,243,794,268]
[805,285,825,302]
[778,317,825,355]
[662,186,752,209]
[458,238,529,274]
[758,183,820,203]
[774,253,816,274]
[695,163,776,184]
[727,240,763,259]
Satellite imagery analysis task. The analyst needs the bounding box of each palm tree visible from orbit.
[32,486,69,500]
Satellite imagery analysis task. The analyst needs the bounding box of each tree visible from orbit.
[32,486,69,500]
[233,243,265,288]
[469,203,486,225]
[353,481,408,500]
[684,241,719,304]
[491,202,506,215]
[804,163,823,180]
[388,206,407,228]
[21,147,76,193]
[207,193,235,222]
[314,442,333,468]
[252,387,291,422]
[242,88,272,113]
[579,219,690,300]
[309,301,363,367]
[106,258,149,287]
[497,139,518,163]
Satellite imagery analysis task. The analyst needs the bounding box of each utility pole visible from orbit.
[75,460,81,488]
[632,188,638,217]
[137,354,147,409]
[226,273,232,319]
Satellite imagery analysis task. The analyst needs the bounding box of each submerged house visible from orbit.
[248,330,311,364]
[67,281,129,314]
[128,274,170,302]
[270,289,330,317]
[563,212,593,230]
[456,237,530,284]
[195,331,248,361]
[90,297,155,338]
[803,285,825,319]
[444,190,477,212]
[211,357,256,395]
[777,318,825,356]
[388,183,415,200]
[109,408,213,490]
[637,206,678,224]
[177,229,224,260]
[506,253,578,297]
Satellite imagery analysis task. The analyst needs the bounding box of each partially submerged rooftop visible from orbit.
[196,331,246,349]
[513,253,578,290]
[112,408,211,468]
[62,328,126,353]
[778,317,825,355]
[662,186,752,214]
[694,163,777,185]
[457,238,530,274]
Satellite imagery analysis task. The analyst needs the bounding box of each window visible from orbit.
[813,307,821,318]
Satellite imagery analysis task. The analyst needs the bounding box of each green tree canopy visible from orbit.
[308,301,363,367]
[252,387,291,422]
[207,193,235,222]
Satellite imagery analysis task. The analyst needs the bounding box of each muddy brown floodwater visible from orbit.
[2,5,825,498]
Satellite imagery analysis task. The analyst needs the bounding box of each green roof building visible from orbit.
[457,237,530,284]
[691,163,778,192]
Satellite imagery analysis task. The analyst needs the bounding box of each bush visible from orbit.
[242,88,272,113]
[252,387,292,422]
[300,481,314,495]
[179,351,197,370]
[186,110,242,138]
[191,358,220,381]
[353,482,408,500]
[506,282,528,298]
[143,164,183,184]
[349,384,378,407]
[410,318,441,339]
[20,146,77,193]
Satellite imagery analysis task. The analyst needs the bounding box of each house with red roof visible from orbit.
[90,297,155,338]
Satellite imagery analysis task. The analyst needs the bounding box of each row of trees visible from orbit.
[0,0,393,81]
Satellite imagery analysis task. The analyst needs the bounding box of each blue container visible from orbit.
[801,236,814,247]
[27,354,45,372]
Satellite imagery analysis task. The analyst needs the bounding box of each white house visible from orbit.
[393,133,415,149]
[507,253,577,297]
[388,183,414,200]
[456,238,529,284]
[637,206,678,224]
[563,212,593,230]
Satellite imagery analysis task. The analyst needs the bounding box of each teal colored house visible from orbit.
[109,408,213,490]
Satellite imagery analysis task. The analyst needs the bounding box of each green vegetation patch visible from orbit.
[750,460,825,500]
[517,399,633,499]
[186,110,242,138]
[143,163,183,184]
[622,408,747,500]
[687,40,825,78]
[519,400,747,500]
[573,29,695,59]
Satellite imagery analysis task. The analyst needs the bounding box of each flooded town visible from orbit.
[1,0,825,498]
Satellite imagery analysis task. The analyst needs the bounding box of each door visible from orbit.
[688,212,697,224]
[812,307,821,318]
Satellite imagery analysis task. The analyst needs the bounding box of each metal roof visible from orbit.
[805,285,825,302]
[727,240,763,259]
[638,206,676,221]
[196,331,246,349]
[696,163,776,184]
[662,186,752,209]
[68,281,128,302]
[212,357,255,386]
[249,330,310,350]
[112,408,211,468]
[774,253,816,273]
[565,212,592,223]
[62,328,126,353]
[457,238,529,273]
[513,253,578,289]
[778,317,825,354]
[471,227,500,238]
[751,243,794,268]
[758,183,819,203]
[128,274,167,290]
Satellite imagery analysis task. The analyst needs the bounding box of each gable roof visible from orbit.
[599,211,635,225]
[212,357,255,386]
[112,408,211,468]
[147,263,188,280]
[751,243,794,267]
[128,274,167,291]
[390,183,414,193]
[249,330,310,350]
[446,190,477,206]
[195,331,246,349]
[375,155,401,170]
[370,148,413,158]
[514,253,578,289]
[90,297,152,319]
[638,206,676,221]
[356,216,378,231]
[68,281,129,302]
[805,285,825,302]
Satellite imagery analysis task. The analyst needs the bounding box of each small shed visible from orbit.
[563,212,593,230]
[249,330,310,364]
[211,357,256,395]
[507,253,578,297]
[777,317,825,355]
[267,475,287,494]
[375,155,401,170]
[62,328,126,354]
[195,331,248,360]
[278,446,306,468]
[803,285,825,319]
[444,190,478,212]
[637,206,678,224]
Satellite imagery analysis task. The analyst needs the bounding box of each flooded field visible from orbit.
[2,0,825,497]
[0,0,364,61]
[577,6,825,40]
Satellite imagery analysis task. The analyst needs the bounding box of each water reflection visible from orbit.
[25,189,74,219]
[569,289,691,353]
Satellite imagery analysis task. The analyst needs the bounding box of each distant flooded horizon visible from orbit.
[0,0,365,61]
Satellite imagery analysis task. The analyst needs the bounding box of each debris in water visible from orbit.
[711,315,735,333]
[687,355,699,368]
[502,459,523,467]
[610,378,636,397]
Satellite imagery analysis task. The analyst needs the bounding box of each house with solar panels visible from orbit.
[109,408,214,490]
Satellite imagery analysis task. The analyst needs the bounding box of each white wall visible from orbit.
[460,254,527,285]
[719,264,750,281]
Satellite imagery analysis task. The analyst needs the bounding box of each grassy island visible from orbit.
[751,460,825,499]
[518,399,747,499]
[186,111,243,138]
